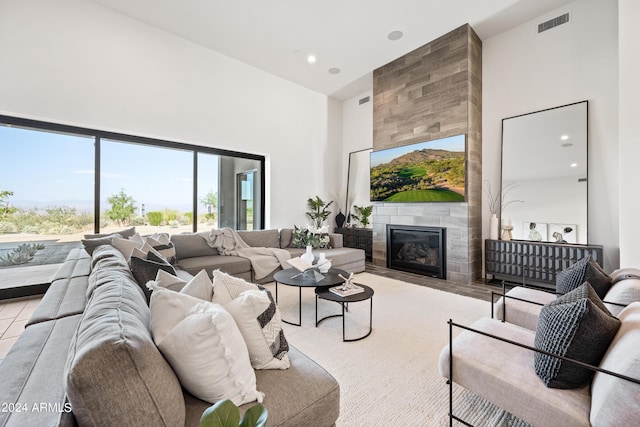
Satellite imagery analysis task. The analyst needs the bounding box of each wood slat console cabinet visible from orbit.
[334,227,372,261]
[485,239,604,290]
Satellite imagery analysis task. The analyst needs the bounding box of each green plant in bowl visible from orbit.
[200,399,268,427]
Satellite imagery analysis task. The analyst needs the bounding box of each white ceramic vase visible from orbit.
[301,245,315,265]
[317,252,331,273]
[490,214,499,240]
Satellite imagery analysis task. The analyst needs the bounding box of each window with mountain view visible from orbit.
[0,117,264,279]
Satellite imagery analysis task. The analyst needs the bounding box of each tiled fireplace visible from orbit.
[386,225,446,279]
[373,203,478,284]
[371,24,482,285]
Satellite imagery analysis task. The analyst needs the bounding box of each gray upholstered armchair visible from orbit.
[439,301,640,426]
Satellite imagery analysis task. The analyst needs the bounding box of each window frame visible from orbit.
[0,114,266,233]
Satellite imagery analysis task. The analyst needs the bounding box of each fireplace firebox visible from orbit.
[386,225,446,279]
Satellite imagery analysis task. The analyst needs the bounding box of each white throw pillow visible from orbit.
[154,269,187,292]
[154,269,213,300]
[211,269,258,305]
[226,290,290,370]
[211,270,290,370]
[148,285,205,342]
[111,236,142,261]
[128,232,145,246]
[181,271,214,301]
[148,286,262,406]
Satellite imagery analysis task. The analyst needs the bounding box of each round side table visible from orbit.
[315,284,374,342]
[273,267,348,326]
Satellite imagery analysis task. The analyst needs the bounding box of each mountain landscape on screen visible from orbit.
[370,135,465,202]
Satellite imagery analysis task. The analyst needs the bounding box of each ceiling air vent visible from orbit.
[359,96,370,105]
[538,12,570,33]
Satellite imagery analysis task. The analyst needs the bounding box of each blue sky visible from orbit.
[370,134,466,167]
[1,125,218,213]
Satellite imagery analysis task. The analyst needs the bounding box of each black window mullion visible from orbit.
[94,137,101,234]
[193,151,198,233]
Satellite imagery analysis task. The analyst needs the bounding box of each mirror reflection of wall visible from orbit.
[501,101,588,244]
[345,148,372,221]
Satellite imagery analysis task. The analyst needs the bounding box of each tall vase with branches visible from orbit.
[484,180,522,239]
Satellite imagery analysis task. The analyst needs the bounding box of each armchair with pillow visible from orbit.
[493,256,640,330]
[439,284,640,426]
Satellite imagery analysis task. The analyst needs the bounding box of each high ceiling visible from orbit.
[90,0,574,100]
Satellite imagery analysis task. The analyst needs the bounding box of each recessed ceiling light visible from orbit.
[388,30,404,41]
[328,67,341,75]
[307,55,316,64]
[570,163,578,167]
[561,135,569,140]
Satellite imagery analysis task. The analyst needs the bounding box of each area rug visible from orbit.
[263,272,531,427]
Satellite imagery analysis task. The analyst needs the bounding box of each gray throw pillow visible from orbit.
[534,282,621,389]
[130,254,177,303]
[81,233,123,255]
[556,256,611,299]
[83,226,136,239]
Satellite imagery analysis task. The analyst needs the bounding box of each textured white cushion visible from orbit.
[590,302,640,426]
[211,269,257,305]
[211,270,290,370]
[226,290,290,370]
[148,286,262,406]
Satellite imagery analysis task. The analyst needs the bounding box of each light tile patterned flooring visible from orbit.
[0,296,42,363]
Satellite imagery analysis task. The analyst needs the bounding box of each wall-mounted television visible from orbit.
[370,134,466,202]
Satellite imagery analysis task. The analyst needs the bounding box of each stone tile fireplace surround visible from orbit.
[371,24,482,285]
[374,204,477,284]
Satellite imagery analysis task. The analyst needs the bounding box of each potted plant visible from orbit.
[306,196,333,229]
[200,399,268,427]
[350,204,373,228]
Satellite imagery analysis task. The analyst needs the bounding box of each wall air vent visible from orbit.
[359,96,370,105]
[538,12,570,33]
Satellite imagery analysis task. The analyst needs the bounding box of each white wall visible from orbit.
[483,0,619,270]
[0,0,340,229]
[340,90,373,216]
[618,0,640,267]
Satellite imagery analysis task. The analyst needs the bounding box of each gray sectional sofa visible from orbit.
[171,228,365,283]
[0,228,362,426]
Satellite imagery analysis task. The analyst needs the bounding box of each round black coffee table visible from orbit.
[273,267,348,326]
[315,284,374,342]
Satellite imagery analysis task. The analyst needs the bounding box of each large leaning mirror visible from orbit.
[501,100,588,244]
[345,148,372,222]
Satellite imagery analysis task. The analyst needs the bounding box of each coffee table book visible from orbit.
[286,257,330,273]
[329,284,365,297]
